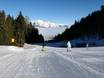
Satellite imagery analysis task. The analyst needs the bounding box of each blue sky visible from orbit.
[0,0,104,25]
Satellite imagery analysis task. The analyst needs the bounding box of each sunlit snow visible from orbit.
[0,45,104,78]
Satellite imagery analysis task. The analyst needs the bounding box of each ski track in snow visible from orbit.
[0,46,103,78]
[54,51,104,78]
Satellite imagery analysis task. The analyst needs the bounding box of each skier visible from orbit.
[41,38,45,51]
[67,41,71,52]
[86,43,88,50]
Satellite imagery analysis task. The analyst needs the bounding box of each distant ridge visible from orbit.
[32,20,68,28]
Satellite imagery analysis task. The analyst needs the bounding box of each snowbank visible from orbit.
[71,38,104,47]
[8,46,24,52]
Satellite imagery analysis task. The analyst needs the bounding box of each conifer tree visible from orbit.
[14,11,27,46]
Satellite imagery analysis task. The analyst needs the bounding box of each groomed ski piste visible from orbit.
[0,44,104,78]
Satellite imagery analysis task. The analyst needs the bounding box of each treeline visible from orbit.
[0,11,44,47]
[54,5,104,41]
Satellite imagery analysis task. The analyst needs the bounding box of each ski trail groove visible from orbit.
[54,51,104,78]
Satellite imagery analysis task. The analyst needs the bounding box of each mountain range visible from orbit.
[32,20,69,40]
[32,20,68,28]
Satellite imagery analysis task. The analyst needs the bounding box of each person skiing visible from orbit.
[86,43,88,50]
[67,41,71,52]
[41,38,45,51]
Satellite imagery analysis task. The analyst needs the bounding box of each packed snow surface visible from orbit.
[0,45,104,78]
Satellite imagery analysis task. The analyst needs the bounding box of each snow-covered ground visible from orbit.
[0,45,104,78]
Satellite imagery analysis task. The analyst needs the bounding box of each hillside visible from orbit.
[54,5,104,47]
[0,11,44,46]
[33,20,68,40]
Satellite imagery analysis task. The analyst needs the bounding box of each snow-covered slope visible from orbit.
[32,20,69,40]
[0,45,104,78]
[37,27,67,40]
[70,37,104,47]
[33,20,68,28]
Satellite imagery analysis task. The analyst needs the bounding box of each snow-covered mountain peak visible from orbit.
[33,19,68,28]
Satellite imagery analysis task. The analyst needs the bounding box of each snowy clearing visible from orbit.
[0,45,104,78]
